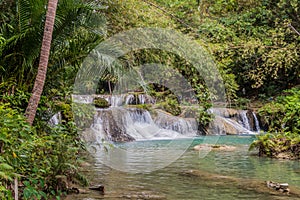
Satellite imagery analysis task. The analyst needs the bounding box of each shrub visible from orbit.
[0,103,87,199]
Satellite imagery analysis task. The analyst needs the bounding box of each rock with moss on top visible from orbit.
[93,97,110,108]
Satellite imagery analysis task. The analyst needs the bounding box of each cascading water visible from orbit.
[252,112,260,132]
[89,107,198,142]
[238,110,251,131]
[49,112,62,126]
[73,95,261,140]
[125,94,135,105]
[208,108,261,135]
[73,94,199,141]
[73,94,154,106]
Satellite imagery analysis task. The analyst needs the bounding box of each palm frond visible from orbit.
[17,0,31,32]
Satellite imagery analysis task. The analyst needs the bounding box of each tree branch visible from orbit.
[288,23,300,36]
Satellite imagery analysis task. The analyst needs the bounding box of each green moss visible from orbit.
[129,104,152,111]
[93,97,110,108]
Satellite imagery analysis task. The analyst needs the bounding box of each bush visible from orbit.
[258,87,300,133]
[250,87,300,159]
[0,103,87,199]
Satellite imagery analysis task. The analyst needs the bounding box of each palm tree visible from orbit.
[25,0,58,125]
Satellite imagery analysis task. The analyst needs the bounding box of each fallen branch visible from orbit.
[288,23,300,36]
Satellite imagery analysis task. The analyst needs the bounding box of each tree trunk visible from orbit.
[25,0,58,125]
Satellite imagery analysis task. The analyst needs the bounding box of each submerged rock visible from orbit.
[193,144,236,151]
[182,169,300,198]
[121,192,166,199]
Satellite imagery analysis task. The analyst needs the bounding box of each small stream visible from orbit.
[67,136,300,200]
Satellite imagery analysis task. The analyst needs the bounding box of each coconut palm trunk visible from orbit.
[25,0,58,125]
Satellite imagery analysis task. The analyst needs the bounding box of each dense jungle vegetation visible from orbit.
[0,0,299,198]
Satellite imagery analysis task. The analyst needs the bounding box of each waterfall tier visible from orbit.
[71,95,261,141]
[208,108,260,135]
[73,94,155,107]
[83,108,199,142]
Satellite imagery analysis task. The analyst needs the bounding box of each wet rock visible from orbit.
[182,169,300,198]
[267,181,290,194]
[193,144,236,151]
[89,184,104,194]
[121,191,166,199]
[93,97,110,108]
[207,108,260,135]
[207,116,246,135]
[78,188,89,194]
[78,161,91,167]
[153,110,198,135]
[93,108,135,142]
[67,187,80,194]
[276,152,293,160]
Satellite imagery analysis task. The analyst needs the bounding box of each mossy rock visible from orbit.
[156,101,181,116]
[130,104,152,111]
[93,97,110,108]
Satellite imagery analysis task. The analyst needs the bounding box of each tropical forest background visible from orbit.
[0,0,299,199]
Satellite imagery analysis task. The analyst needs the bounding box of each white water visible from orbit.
[252,112,261,132]
[208,108,260,135]
[73,95,261,140]
[89,108,198,142]
[238,110,251,131]
[72,94,154,106]
[49,112,62,126]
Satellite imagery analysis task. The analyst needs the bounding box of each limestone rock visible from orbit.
[193,144,236,151]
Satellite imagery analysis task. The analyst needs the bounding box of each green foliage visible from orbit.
[158,98,181,116]
[0,184,13,200]
[72,102,95,129]
[0,103,87,198]
[251,87,300,159]
[249,132,300,159]
[258,87,300,133]
[129,104,152,111]
[0,0,106,93]
[249,133,275,156]
[152,0,299,97]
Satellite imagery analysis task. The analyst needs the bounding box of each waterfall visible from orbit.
[73,95,261,139]
[109,95,125,107]
[88,108,198,142]
[125,94,135,105]
[208,108,260,135]
[49,112,62,126]
[153,110,198,135]
[72,94,154,106]
[252,112,260,132]
[238,110,251,131]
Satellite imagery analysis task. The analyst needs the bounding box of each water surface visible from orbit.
[68,136,300,199]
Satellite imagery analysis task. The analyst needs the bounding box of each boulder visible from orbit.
[266,181,290,194]
[93,97,110,108]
